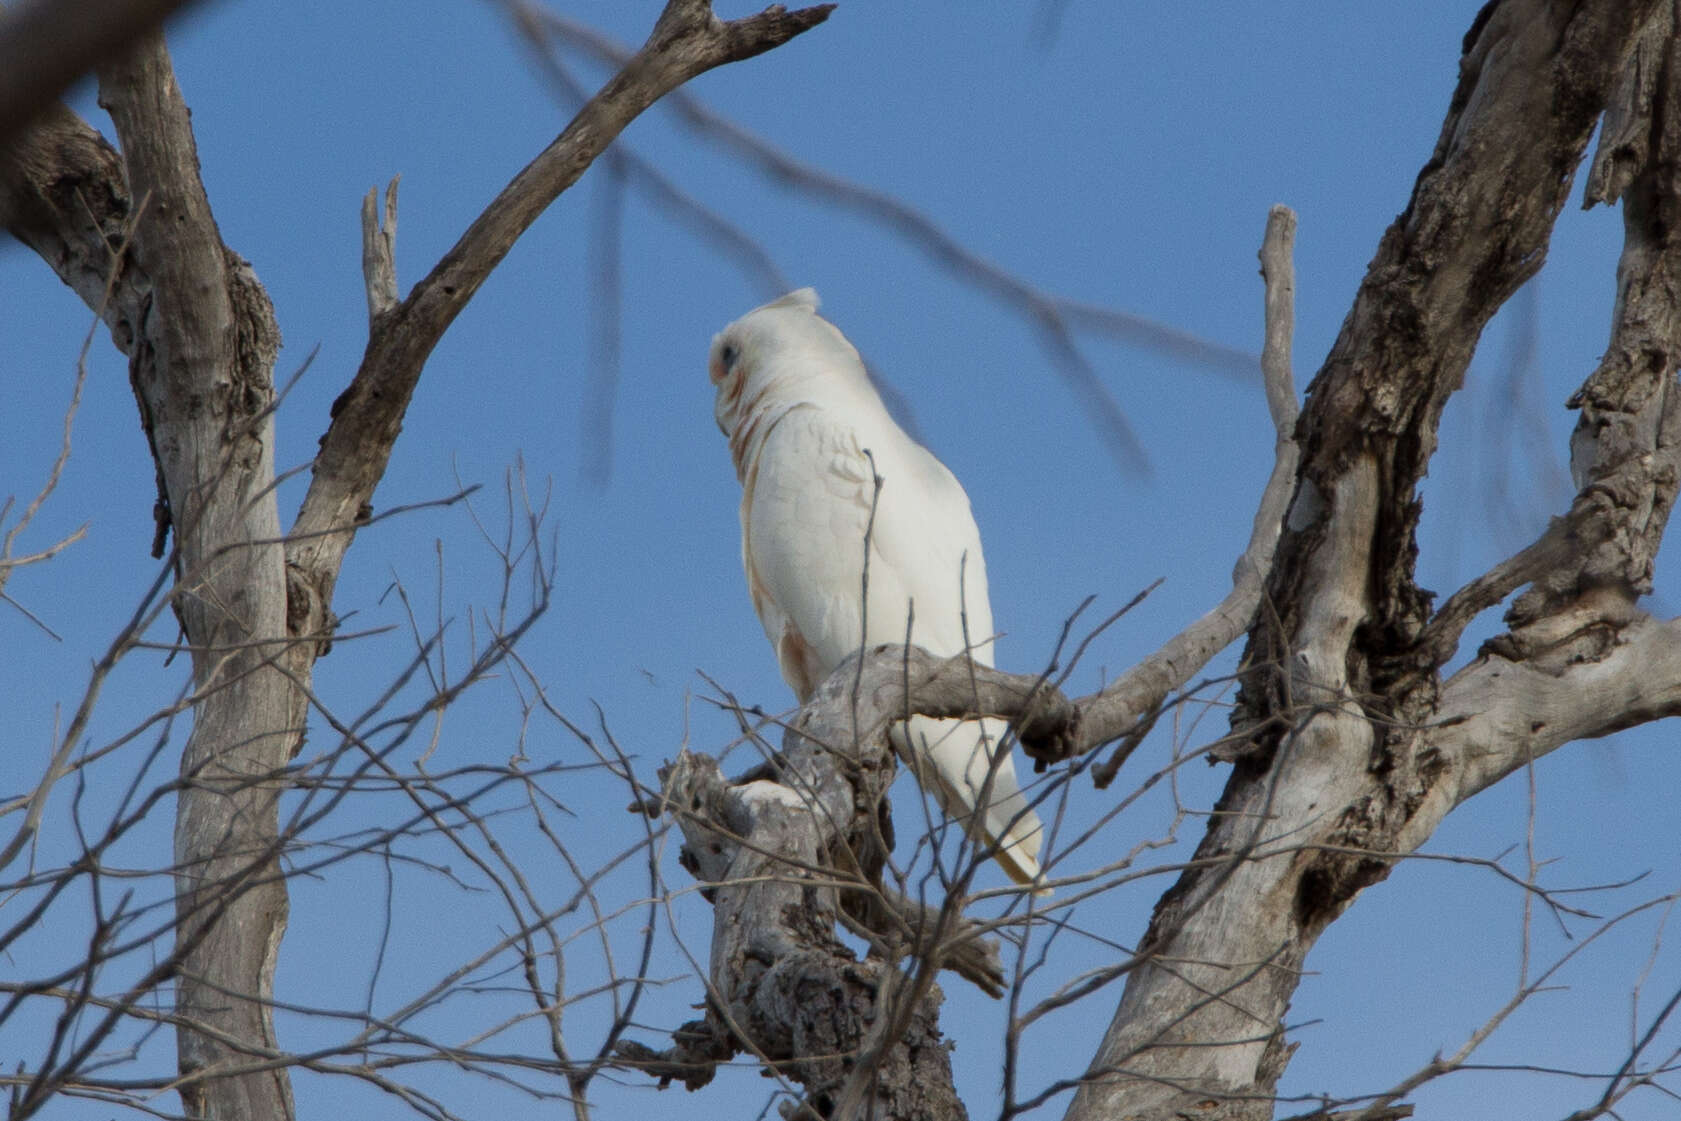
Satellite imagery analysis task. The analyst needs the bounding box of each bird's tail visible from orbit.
[899,716,1049,896]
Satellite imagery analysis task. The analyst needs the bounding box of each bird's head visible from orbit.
[709,287,820,409]
[709,287,869,446]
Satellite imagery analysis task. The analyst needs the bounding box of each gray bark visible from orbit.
[94,36,294,1120]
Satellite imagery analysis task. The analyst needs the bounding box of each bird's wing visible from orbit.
[867,436,1046,890]
[865,437,995,663]
[743,407,908,699]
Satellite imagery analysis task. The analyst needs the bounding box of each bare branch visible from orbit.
[1069,205,1300,780]
[1427,614,1681,816]
[288,0,833,673]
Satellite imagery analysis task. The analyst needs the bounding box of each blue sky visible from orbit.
[4,2,1678,1119]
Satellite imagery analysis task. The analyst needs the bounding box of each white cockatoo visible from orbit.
[709,288,1046,889]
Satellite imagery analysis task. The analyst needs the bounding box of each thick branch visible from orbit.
[1409,8,1681,675]
[628,646,1077,1113]
[824,643,1080,762]
[1258,0,1662,716]
[1583,3,1674,207]
[1505,2,1681,639]
[1421,0,1681,811]
[0,104,134,318]
[98,31,294,1121]
[1409,614,1681,852]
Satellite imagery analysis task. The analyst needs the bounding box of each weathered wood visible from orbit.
[1067,4,1671,1120]
[95,32,295,1121]
[634,645,1080,1119]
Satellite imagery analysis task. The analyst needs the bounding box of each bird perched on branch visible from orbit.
[709,288,1045,890]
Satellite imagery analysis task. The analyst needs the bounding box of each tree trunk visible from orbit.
[96,34,297,1121]
[1067,3,1671,1118]
[631,646,1080,1120]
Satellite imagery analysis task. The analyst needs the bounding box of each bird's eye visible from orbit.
[720,342,740,370]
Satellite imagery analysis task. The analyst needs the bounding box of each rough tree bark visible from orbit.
[1066,3,1681,1119]
[0,3,832,1118]
[94,34,294,1120]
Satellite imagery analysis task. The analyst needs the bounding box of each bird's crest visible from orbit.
[760,287,820,315]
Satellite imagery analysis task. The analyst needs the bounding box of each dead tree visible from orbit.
[9,3,1681,1120]
[1067,6,1681,1118]
[0,3,832,1119]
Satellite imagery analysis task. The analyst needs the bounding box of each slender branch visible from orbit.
[1067,205,1300,780]
[288,0,833,659]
